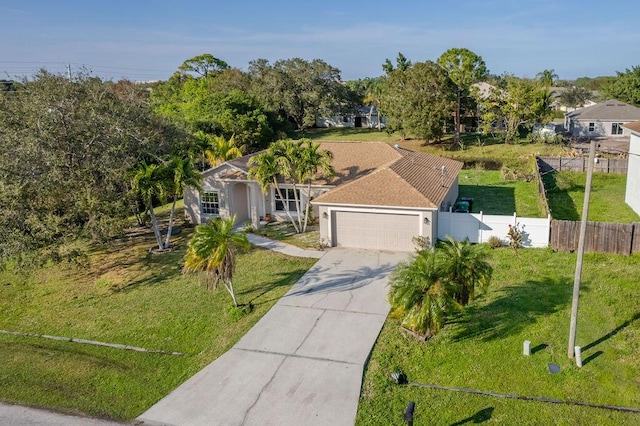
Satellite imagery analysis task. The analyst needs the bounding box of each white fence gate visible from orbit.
[437,212,551,248]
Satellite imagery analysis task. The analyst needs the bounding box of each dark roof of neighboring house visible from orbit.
[353,106,378,115]
[565,99,640,121]
[623,120,640,133]
[207,141,463,209]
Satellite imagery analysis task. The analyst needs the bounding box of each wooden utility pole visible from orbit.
[568,139,596,359]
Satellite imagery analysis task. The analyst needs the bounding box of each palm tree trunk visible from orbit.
[148,201,164,250]
[224,280,239,307]
[273,179,300,233]
[292,183,304,233]
[163,195,177,249]
[455,88,461,147]
[301,182,312,233]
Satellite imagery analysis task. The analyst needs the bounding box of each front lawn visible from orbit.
[0,212,316,420]
[357,248,640,425]
[458,170,546,217]
[251,221,321,250]
[543,172,639,222]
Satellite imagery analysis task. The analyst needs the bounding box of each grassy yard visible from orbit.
[357,248,640,425]
[458,170,546,217]
[251,221,321,250]
[0,209,316,420]
[543,172,639,222]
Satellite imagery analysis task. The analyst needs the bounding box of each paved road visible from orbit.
[0,402,126,426]
[138,248,407,426]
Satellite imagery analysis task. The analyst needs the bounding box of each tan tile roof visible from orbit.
[623,120,640,133]
[390,151,464,207]
[314,141,403,185]
[312,167,438,208]
[313,150,463,208]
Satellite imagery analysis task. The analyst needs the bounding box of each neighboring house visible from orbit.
[564,99,640,137]
[184,142,463,252]
[549,86,596,112]
[316,106,385,128]
[624,121,640,215]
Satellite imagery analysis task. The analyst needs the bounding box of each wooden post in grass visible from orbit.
[568,140,596,359]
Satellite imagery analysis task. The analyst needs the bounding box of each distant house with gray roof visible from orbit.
[565,99,640,137]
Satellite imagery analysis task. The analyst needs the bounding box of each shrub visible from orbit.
[488,236,504,249]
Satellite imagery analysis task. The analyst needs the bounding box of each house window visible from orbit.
[342,116,349,123]
[274,188,300,212]
[588,122,595,132]
[201,191,220,215]
[612,123,624,135]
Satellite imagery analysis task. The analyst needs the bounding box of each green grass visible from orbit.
[0,209,316,420]
[251,221,321,250]
[357,248,640,425]
[458,170,546,217]
[543,172,640,222]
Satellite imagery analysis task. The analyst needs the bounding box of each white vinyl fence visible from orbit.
[437,212,551,248]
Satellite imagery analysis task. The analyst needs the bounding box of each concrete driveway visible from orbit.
[139,248,407,426]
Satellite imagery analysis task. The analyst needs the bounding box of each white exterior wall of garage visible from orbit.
[318,205,436,252]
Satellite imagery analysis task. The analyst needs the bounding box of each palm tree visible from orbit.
[248,147,300,232]
[436,236,493,306]
[536,69,558,89]
[295,139,334,232]
[389,249,454,338]
[163,156,202,249]
[205,135,244,167]
[183,215,250,307]
[132,162,166,251]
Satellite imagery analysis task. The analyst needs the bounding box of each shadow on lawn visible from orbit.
[239,269,311,305]
[542,172,581,220]
[450,277,576,342]
[450,407,494,425]
[582,311,640,352]
[458,185,515,215]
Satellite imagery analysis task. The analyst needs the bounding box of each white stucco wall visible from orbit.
[569,120,632,137]
[625,131,640,215]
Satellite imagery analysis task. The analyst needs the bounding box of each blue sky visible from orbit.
[1,0,639,82]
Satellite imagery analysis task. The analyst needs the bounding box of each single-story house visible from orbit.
[624,121,640,215]
[184,142,463,252]
[565,99,640,138]
[316,106,385,129]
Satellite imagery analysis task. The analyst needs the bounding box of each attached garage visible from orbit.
[331,210,420,252]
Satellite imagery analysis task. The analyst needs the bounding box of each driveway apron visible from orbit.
[138,248,407,426]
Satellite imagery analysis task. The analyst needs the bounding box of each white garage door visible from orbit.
[332,211,419,252]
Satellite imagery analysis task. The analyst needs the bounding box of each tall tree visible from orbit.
[602,65,640,107]
[382,52,413,74]
[536,69,559,89]
[437,48,488,146]
[0,70,178,259]
[248,58,353,133]
[183,216,250,307]
[132,163,167,251]
[163,156,202,249]
[559,86,592,110]
[383,61,456,142]
[477,75,552,143]
[248,150,300,232]
[178,53,229,78]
